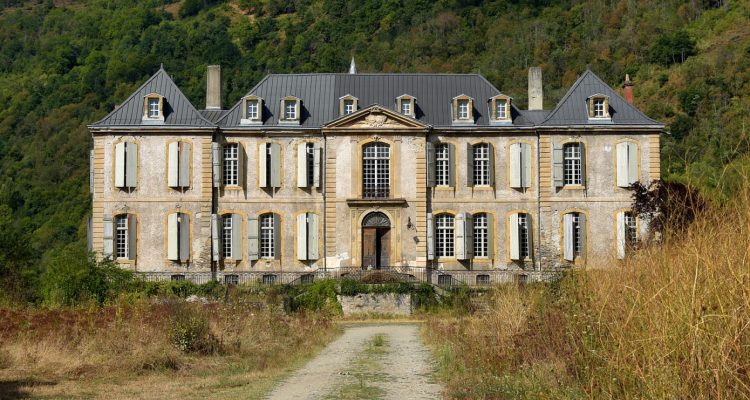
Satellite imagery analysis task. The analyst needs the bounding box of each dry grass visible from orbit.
[0,297,339,399]
[425,192,750,399]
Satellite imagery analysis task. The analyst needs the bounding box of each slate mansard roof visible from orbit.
[90,67,663,130]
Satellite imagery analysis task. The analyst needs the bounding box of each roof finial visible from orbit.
[349,57,357,74]
[160,63,164,70]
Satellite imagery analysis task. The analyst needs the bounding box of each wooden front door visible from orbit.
[378,228,390,267]
[362,227,377,268]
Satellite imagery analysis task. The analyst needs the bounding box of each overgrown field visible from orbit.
[424,193,750,399]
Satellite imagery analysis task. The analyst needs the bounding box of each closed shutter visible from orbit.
[426,213,434,260]
[616,142,628,187]
[297,142,307,188]
[455,213,467,260]
[488,143,495,187]
[616,211,626,259]
[509,213,520,260]
[125,142,137,188]
[179,142,191,188]
[553,142,564,188]
[259,143,268,187]
[426,142,436,187]
[167,212,178,260]
[115,142,125,188]
[627,142,638,186]
[308,213,319,260]
[579,213,587,260]
[236,143,245,187]
[168,142,179,187]
[313,143,322,188]
[211,214,219,260]
[179,213,190,261]
[297,213,308,260]
[563,213,575,261]
[89,150,94,193]
[509,143,521,188]
[466,143,474,186]
[103,216,113,258]
[212,142,221,188]
[247,215,259,261]
[521,143,532,188]
[270,143,281,188]
[273,213,281,259]
[231,214,242,260]
[127,214,137,260]
[448,143,456,187]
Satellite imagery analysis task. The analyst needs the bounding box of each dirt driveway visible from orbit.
[265,323,443,400]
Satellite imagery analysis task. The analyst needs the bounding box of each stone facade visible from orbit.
[338,293,413,316]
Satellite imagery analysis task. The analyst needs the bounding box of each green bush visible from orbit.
[339,279,413,295]
[169,303,221,354]
[285,279,341,314]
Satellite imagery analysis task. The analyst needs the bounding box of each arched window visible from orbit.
[435,214,455,258]
[362,143,390,198]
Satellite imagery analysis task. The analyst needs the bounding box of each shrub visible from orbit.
[285,279,341,314]
[169,304,221,354]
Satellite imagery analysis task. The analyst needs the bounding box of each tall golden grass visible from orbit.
[425,191,750,399]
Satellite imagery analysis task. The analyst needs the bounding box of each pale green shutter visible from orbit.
[488,143,495,187]
[466,143,474,186]
[426,213,434,260]
[259,143,268,188]
[103,216,113,258]
[465,213,474,258]
[313,143,322,188]
[509,213,520,260]
[297,213,308,260]
[627,142,638,186]
[580,144,587,186]
[564,213,574,261]
[237,143,245,187]
[448,143,456,187]
[308,213,319,260]
[212,142,221,188]
[273,213,281,259]
[231,214,242,260]
[179,142,191,188]
[579,213,587,260]
[426,142,436,187]
[247,215,259,261]
[127,214,137,260]
[616,211,626,259]
[509,143,521,188]
[114,142,125,188]
[270,143,281,188]
[616,142,628,187]
[125,142,137,188]
[167,212,178,260]
[168,142,179,187]
[521,143,532,188]
[553,142,564,187]
[179,213,190,261]
[211,214,219,260]
[486,213,494,259]
[297,142,308,188]
[455,213,467,260]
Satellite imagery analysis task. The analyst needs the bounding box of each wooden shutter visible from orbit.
[465,213,474,259]
[259,143,268,187]
[297,142,308,188]
[563,213,575,261]
[211,214,219,260]
[89,150,94,193]
[308,213,319,260]
[179,142,191,188]
[231,214,242,260]
[616,211,626,259]
[455,213,467,260]
[448,143,456,187]
[313,143,322,188]
[426,213,434,260]
[426,142,436,187]
[488,143,495,187]
[125,142,137,188]
[103,216,113,258]
[466,143,474,186]
[212,142,221,188]
[273,213,281,259]
[616,142,628,187]
[509,143,521,188]
[526,213,534,260]
[579,213,587,260]
[553,142,564,188]
[521,143,532,188]
[247,215,259,261]
[509,213,520,260]
[168,142,179,187]
[127,214,137,260]
[627,142,638,186]
[580,144,587,185]
[114,142,125,187]
[167,212,178,260]
[297,213,308,260]
[179,213,190,261]
[270,143,281,188]
[236,143,245,187]
[486,213,494,259]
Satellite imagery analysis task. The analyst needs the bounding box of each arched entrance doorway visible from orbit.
[362,212,391,268]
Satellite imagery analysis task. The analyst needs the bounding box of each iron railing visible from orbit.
[362,186,390,198]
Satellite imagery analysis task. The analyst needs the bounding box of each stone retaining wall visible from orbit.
[337,293,412,316]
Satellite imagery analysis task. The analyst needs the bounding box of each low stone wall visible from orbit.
[337,293,412,316]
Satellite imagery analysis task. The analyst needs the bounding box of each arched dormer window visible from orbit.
[489,94,512,124]
[241,95,263,125]
[451,94,474,125]
[339,94,358,116]
[587,94,610,119]
[142,93,164,123]
[396,94,416,117]
[280,96,301,124]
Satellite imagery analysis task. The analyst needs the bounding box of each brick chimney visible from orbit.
[623,74,634,105]
[528,67,543,110]
[206,65,221,110]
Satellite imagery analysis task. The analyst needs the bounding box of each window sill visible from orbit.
[433,185,454,191]
[561,185,586,190]
[222,186,243,191]
[471,185,494,191]
[240,118,263,125]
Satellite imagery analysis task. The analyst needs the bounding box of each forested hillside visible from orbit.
[0,0,748,300]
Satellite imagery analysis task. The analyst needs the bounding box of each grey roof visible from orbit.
[91,66,214,128]
[219,74,526,128]
[200,109,229,123]
[541,70,662,127]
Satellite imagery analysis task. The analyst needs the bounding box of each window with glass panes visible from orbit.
[260,214,275,259]
[148,98,159,117]
[473,213,488,257]
[115,215,128,258]
[518,213,530,258]
[400,100,411,115]
[223,144,238,186]
[563,143,583,185]
[362,143,390,198]
[435,214,455,258]
[246,100,259,119]
[476,275,490,285]
[624,212,637,246]
[473,143,490,186]
[593,98,605,117]
[306,143,315,186]
[222,215,233,259]
[495,99,508,119]
[284,100,296,120]
[435,144,450,186]
[457,99,470,119]
[344,99,355,115]
[572,213,583,257]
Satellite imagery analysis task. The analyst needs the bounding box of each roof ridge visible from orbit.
[162,69,215,126]
[91,69,164,126]
[540,70,591,124]
[215,74,272,126]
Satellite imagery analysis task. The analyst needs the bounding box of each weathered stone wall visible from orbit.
[337,293,412,316]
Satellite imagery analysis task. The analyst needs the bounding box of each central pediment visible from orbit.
[323,105,430,131]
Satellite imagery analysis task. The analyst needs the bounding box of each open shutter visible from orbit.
[580,144,587,186]
[297,213,308,260]
[579,213,587,260]
[426,213,434,260]
[553,142,564,188]
[212,142,221,188]
[103,217,113,258]
[168,142,179,187]
[179,213,190,261]
[247,215,259,261]
[115,142,125,187]
[488,143,495,187]
[179,143,191,188]
[273,213,281,259]
[564,213,575,261]
[527,214,534,260]
[426,142,436,187]
[509,213,520,260]
[616,142,628,187]
[486,213,494,259]
[259,143,268,187]
[308,213,319,260]
[127,214,137,260]
[521,143,532,188]
[455,213,467,260]
[627,142,638,186]
[465,213,474,259]
[236,143,245,187]
[89,150,94,193]
[448,143,456,187]
[231,214,242,260]
[509,143,521,188]
[125,142,137,188]
[616,211,626,259]
[167,212,178,260]
[211,214,219,260]
[297,142,308,188]
[313,143,322,188]
[466,143,474,186]
[270,143,281,188]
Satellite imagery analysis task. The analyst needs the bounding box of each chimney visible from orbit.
[349,57,357,74]
[623,74,634,105]
[206,65,221,110]
[528,67,543,110]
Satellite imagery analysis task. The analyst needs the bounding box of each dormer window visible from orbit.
[452,95,474,125]
[458,100,470,119]
[396,95,415,118]
[489,95,512,124]
[142,93,164,123]
[241,96,263,125]
[339,95,358,116]
[148,98,160,117]
[280,96,301,124]
[593,98,605,117]
[587,94,610,119]
[285,100,296,119]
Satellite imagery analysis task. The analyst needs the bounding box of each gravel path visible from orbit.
[265,324,443,400]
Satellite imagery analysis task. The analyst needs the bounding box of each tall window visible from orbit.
[473,143,490,186]
[563,143,583,186]
[593,98,605,117]
[495,99,508,119]
[344,99,355,115]
[115,215,128,259]
[473,213,488,258]
[624,212,637,246]
[148,98,159,118]
[260,214,275,259]
[572,213,583,257]
[306,143,315,187]
[222,215,233,259]
[457,99,470,119]
[400,101,411,116]
[435,214,455,258]
[518,213,530,259]
[246,100,259,119]
[284,100,297,120]
[436,144,450,186]
[362,143,390,198]
[223,144,239,186]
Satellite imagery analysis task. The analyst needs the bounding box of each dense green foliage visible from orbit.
[0,0,748,300]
